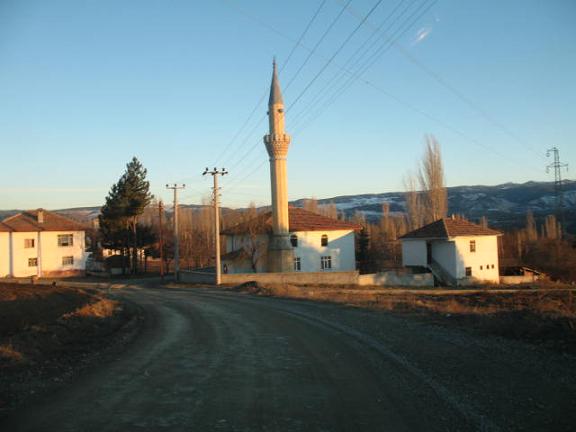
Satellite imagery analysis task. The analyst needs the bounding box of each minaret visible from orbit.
[264,60,294,272]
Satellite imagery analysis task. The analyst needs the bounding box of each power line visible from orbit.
[337,0,545,161]
[290,0,432,130]
[287,0,386,112]
[214,0,327,169]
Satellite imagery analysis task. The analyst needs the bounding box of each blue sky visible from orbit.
[1,0,574,209]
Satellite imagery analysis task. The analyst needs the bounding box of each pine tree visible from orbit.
[99,157,153,274]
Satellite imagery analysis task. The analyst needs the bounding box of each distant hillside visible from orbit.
[1,181,574,232]
[291,180,576,231]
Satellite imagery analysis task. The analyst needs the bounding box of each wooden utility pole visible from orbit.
[158,200,165,280]
[166,183,185,281]
[203,167,227,285]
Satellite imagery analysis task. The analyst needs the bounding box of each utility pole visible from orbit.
[158,200,164,280]
[546,147,569,234]
[203,167,228,285]
[166,183,185,281]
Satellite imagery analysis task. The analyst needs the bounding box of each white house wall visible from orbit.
[431,241,457,278]
[11,232,39,277]
[0,233,10,277]
[38,231,87,276]
[2,231,87,277]
[291,230,355,272]
[453,235,499,282]
[401,240,427,267]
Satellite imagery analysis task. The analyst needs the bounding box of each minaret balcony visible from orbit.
[264,133,291,144]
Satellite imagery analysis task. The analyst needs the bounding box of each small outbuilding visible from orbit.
[400,217,501,286]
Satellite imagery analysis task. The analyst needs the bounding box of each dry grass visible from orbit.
[0,343,24,364]
[64,298,119,319]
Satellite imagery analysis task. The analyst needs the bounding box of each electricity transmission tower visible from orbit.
[546,147,568,232]
[166,183,185,280]
[203,167,228,285]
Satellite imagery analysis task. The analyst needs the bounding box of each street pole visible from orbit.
[203,167,227,285]
[166,183,185,281]
[158,200,164,280]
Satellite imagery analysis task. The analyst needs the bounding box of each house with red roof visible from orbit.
[0,209,89,277]
[399,217,502,286]
[221,207,360,274]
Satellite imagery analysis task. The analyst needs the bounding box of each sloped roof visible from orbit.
[400,218,501,240]
[222,207,360,235]
[1,209,87,232]
[0,222,12,232]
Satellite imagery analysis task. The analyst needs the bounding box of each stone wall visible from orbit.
[357,271,434,287]
[220,271,359,286]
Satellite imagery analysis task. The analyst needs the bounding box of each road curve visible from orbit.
[2,283,575,431]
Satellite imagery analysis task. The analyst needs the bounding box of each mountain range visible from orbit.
[1,181,574,232]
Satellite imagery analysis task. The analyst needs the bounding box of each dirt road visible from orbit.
[2,282,575,431]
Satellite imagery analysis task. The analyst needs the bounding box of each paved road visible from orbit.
[3,283,575,431]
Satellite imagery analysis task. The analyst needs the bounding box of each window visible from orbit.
[28,258,38,267]
[58,234,74,247]
[321,234,328,247]
[465,267,472,277]
[321,256,332,270]
[24,238,35,248]
[62,256,74,266]
[293,257,301,271]
[290,234,298,247]
[480,265,483,270]
[491,264,495,269]
[469,240,476,253]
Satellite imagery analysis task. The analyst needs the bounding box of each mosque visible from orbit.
[221,62,359,274]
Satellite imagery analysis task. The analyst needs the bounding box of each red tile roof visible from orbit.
[222,207,360,235]
[400,218,501,240]
[0,222,12,232]
[1,209,87,232]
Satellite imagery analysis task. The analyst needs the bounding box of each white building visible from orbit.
[221,207,359,274]
[0,209,88,278]
[400,217,501,286]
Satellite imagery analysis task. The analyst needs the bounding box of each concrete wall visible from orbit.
[401,240,427,267]
[358,271,434,287]
[0,233,10,277]
[221,271,359,286]
[453,236,499,283]
[180,270,216,284]
[500,275,539,284]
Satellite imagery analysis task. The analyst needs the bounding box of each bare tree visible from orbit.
[404,173,424,231]
[418,135,448,223]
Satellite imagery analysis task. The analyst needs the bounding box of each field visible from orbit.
[232,282,576,353]
[0,283,138,413]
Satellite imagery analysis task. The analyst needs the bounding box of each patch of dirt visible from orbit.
[0,283,141,415]
[231,282,576,353]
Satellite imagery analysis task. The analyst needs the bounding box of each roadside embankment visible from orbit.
[0,283,140,414]
[231,282,576,353]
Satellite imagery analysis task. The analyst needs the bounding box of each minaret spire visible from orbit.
[263,59,293,272]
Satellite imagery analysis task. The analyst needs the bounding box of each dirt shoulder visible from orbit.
[230,282,576,353]
[0,283,142,415]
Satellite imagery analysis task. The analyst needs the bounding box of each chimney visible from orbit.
[37,210,44,224]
